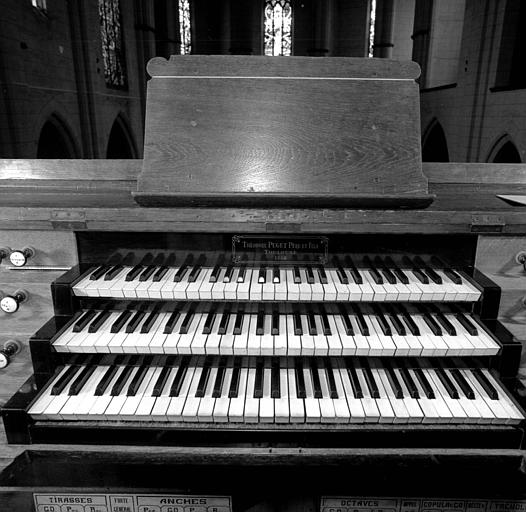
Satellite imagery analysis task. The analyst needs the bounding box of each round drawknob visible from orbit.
[0,289,28,314]
[9,246,35,267]
[0,340,21,369]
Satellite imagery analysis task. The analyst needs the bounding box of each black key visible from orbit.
[73,310,97,333]
[111,310,133,333]
[363,255,383,284]
[258,257,267,283]
[382,359,404,399]
[271,310,280,335]
[51,365,81,395]
[253,358,264,398]
[432,362,459,399]
[414,256,442,284]
[454,309,478,336]
[104,264,124,281]
[396,304,420,336]
[236,262,247,283]
[68,364,97,396]
[212,357,227,398]
[188,254,206,282]
[344,256,363,284]
[372,304,392,336]
[429,305,456,336]
[179,305,196,334]
[89,265,109,281]
[385,304,406,336]
[256,309,265,335]
[350,304,369,336]
[294,358,306,398]
[271,358,280,398]
[217,308,230,335]
[293,265,302,283]
[307,310,317,335]
[228,360,241,398]
[111,365,135,396]
[139,265,157,282]
[127,364,149,396]
[417,305,442,336]
[310,359,323,398]
[411,365,435,399]
[402,256,429,284]
[397,364,419,399]
[233,309,244,335]
[169,357,190,397]
[430,256,463,285]
[358,358,380,398]
[324,358,338,398]
[317,265,328,284]
[125,264,144,282]
[202,308,217,335]
[293,309,303,336]
[141,311,160,334]
[450,368,475,399]
[164,309,181,334]
[223,264,234,282]
[472,368,498,400]
[338,304,354,336]
[88,310,111,333]
[152,365,173,397]
[195,358,212,397]
[273,265,280,283]
[210,254,225,283]
[152,266,169,282]
[345,358,363,399]
[374,256,397,284]
[319,305,332,335]
[173,254,194,282]
[95,364,119,396]
[126,310,146,333]
[335,263,349,284]
[385,256,409,284]
[305,264,315,284]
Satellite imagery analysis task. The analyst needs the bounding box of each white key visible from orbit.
[147,268,177,299]
[244,362,260,423]
[119,366,157,419]
[335,361,365,423]
[273,314,288,356]
[247,313,262,356]
[274,269,288,301]
[317,363,337,423]
[373,366,406,423]
[236,268,251,300]
[287,314,302,356]
[181,357,205,422]
[392,367,424,424]
[298,269,312,301]
[287,367,305,422]
[262,269,275,301]
[425,367,467,424]
[327,269,349,301]
[166,362,196,421]
[285,269,300,301]
[104,365,141,419]
[310,271,325,302]
[332,311,357,356]
[361,270,386,302]
[232,311,250,355]
[176,305,202,353]
[249,270,263,301]
[162,306,188,354]
[312,314,329,356]
[197,364,218,422]
[303,364,321,423]
[151,365,179,421]
[228,360,248,422]
[367,310,396,356]
[274,361,290,423]
[260,314,274,356]
[210,269,227,300]
[135,366,164,419]
[213,360,233,423]
[421,368,454,423]
[28,365,73,419]
[325,312,343,356]
[259,361,274,423]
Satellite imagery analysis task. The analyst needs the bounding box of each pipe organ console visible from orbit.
[1,56,526,511]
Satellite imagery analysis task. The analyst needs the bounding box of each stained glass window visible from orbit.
[31,0,47,12]
[99,0,127,89]
[264,0,292,56]
[368,0,377,57]
[179,0,192,55]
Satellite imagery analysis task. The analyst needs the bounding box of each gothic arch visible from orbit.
[487,134,522,163]
[422,119,450,162]
[106,114,138,158]
[37,113,79,158]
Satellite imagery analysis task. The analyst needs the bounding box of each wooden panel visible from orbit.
[0,334,33,408]
[137,56,428,205]
[476,236,526,277]
[0,230,77,267]
[424,162,526,184]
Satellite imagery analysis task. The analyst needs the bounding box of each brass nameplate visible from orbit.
[232,235,328,264]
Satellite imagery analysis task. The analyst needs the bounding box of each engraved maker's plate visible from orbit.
[33,493,232,512]
[232,235,328,264]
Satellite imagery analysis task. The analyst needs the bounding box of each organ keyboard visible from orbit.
[2,232,525,447]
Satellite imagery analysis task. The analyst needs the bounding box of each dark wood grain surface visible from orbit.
[138,55,428,204]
